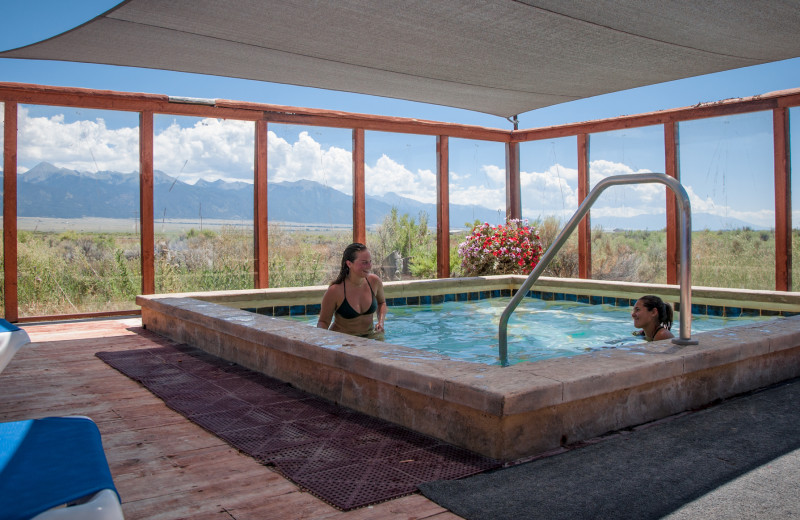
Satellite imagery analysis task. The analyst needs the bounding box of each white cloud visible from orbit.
[520,163,579,215]
[17,108,140,173]
[366,154,437,202]
[268,131,352,192]
[684,185,775,227]
[154,118,254,182]
[8,109,777,229]
[449,183,505,212]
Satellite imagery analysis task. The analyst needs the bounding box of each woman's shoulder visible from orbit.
[367,273,383,285]
[654,327,674,341]
[323,281,344,298]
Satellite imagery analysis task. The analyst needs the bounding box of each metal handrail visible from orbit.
[498,173,698,366]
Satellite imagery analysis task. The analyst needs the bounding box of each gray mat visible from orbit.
[419,378,800,520]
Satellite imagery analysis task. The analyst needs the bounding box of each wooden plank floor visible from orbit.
[0,318,463,520]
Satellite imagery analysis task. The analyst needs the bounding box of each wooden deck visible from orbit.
[0,318,462,520]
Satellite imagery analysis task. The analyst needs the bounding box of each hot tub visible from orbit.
[137,275,800,461]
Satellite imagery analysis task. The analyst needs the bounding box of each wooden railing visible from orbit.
[1,82,798,322]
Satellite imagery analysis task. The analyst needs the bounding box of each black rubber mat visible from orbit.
[97,343,500,510]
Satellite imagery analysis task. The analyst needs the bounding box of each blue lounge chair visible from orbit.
[0,416,123,520]
[0,319,30,374]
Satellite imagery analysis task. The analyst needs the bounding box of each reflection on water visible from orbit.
[285,297,774,366]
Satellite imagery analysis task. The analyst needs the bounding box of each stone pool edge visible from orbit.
[137,276,800,461]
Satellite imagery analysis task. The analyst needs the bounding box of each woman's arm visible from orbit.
[371,274,387,332]
[317,285,339,330]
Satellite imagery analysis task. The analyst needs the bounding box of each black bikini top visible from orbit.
[336,278,378,319]
[633,324,665,341]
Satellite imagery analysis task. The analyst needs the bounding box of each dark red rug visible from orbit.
[96,343,500,510]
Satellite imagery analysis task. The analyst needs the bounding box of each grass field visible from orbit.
[2,218,799,317]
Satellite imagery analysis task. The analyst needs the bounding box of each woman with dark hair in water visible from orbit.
[317,243,387,338]
[631,295,674,341]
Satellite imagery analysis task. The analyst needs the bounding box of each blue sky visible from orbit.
[1,1,799,229]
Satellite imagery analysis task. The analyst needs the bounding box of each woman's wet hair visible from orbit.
[332,243,368,285]
[638,294,673,330]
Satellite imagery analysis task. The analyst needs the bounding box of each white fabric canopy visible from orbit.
[3,0,800,117]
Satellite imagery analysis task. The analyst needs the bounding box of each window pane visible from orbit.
[152,115,255,293]
[588,126,667,283]
[365,131,436,280]
[680,112,775,290]
[16,106,141,316]
[519,136,579,278]
[268,124,351,287]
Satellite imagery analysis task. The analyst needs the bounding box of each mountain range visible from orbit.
[3,162,764,231]
[6,162,500,227]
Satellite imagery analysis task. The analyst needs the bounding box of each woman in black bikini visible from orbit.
[317,243,387,338]
[631,295,674,341]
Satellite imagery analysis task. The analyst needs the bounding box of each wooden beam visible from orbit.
[513,88,800,143]
[505,142,521,221]
[436,136,450,278]
[577,134,591,279]
[254,120,269,288]
[0,82,510,142]
[773,107,792,291]
[352,129,366,245]
[3,102,19,322]
[139,111,155,295]
[665,122,680,285]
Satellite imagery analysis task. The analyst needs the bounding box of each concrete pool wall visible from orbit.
[137,276,800,461]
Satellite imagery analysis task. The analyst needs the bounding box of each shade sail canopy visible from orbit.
[3,0,800,118]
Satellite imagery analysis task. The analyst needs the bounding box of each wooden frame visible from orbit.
[436,136,450,278]
[139,111,155,295]
[254,120,269,288]
[577,134,591,279]
[774,107,792,291]
[1,83,798,322]
[3,102,19,323]
[352,129,366,245]
[664,121,680,285]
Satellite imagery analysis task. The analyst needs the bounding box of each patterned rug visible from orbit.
[97,343,500,510]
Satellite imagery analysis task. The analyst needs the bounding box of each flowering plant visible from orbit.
[458,219,543,276]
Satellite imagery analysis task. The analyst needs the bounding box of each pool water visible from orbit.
[287,297,775,365]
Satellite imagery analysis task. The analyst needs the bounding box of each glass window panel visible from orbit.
[588,126,667,283]
[365,131,436,280]
[153,115,254,293]
[16,105,140,316]
[679,112,775,290]
[449,138,506,277]
[268,124,351,287]
[519,137,579,278]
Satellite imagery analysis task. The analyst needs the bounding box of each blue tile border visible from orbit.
[241,288,795,319]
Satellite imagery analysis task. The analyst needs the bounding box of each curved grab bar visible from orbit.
[498,173,698,366]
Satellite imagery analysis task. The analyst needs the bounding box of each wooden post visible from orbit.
[577,134,591,279]
[437,136,450,278]
[254,120,269,288]
[139,111,155,295]
[3,102,19,321]
[665,121,681,285]
[352,129,366,245]
[505,141,521,221]
[773,107,792,291]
